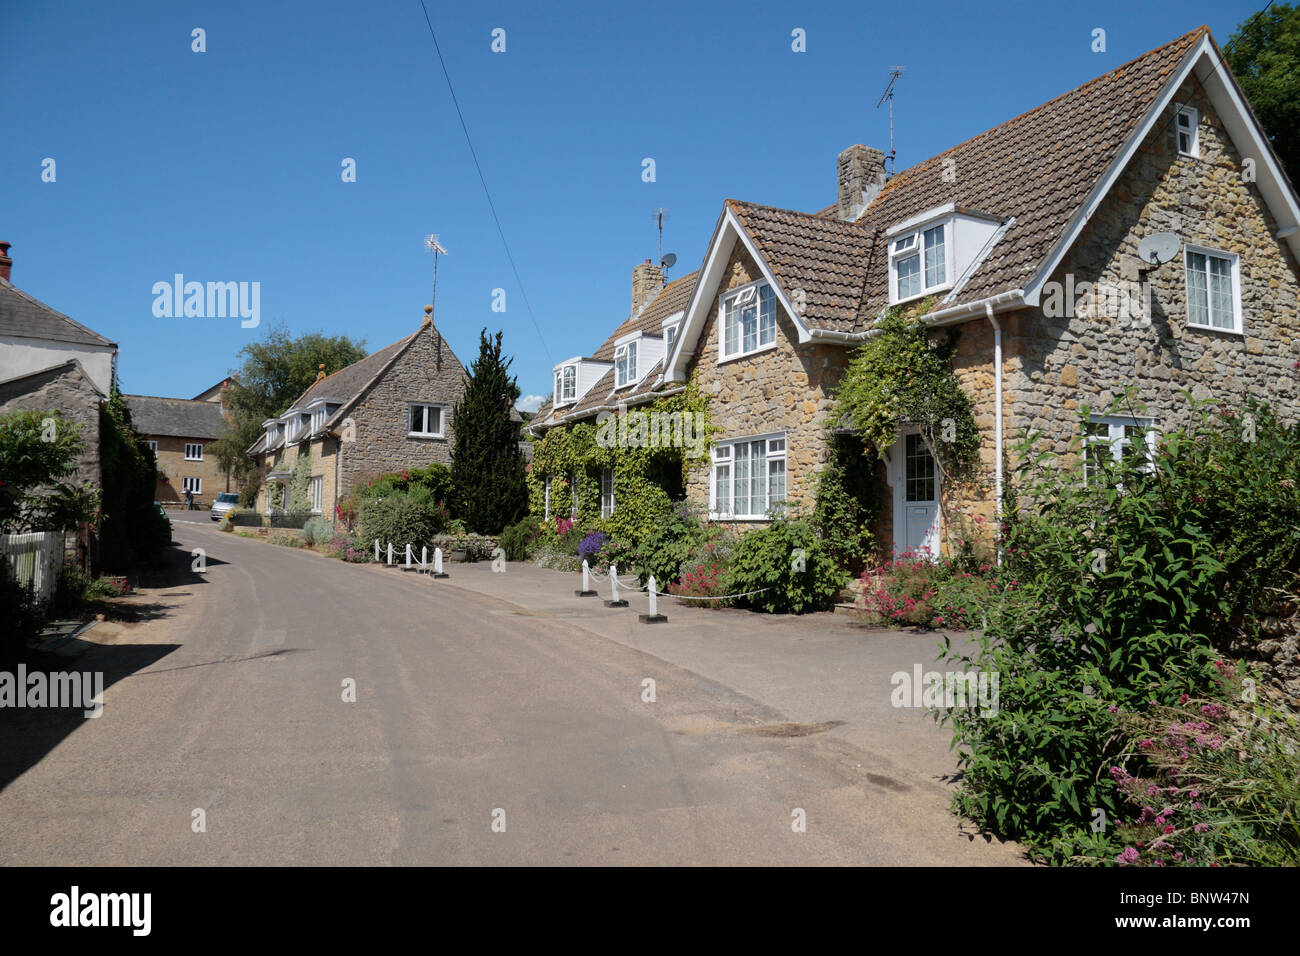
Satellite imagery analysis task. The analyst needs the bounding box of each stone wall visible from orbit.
[336,321,467,500]
[684,243,850,523]
[1006,78,1300,462]
[0,362,102,491]
[151,435,235,506]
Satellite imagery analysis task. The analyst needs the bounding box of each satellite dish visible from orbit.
[660,253,677,269]
[1137,232,1181,265]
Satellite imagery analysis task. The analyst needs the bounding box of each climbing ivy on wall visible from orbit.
[526,385,714,545]
[834,308,980,482]
[289,450,313,512]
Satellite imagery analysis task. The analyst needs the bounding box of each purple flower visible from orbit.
[1116,847,1140,864]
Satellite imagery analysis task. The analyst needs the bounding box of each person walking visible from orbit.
[185,488,195,511]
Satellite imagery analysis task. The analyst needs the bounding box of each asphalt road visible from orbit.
[0,518,1021,865]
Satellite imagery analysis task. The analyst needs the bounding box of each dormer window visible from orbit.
[554,365,576,405]
[615,341,638,388]
[720,282,776,361]
[664,321,679,355]
[1174,104,1199,158]
[891,223,947,301]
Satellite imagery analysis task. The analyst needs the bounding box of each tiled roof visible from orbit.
[0,280,116,348]
[591,271,698,361]
[125,395,228,439]
[733,27,1207,332]
[292,334,416,411]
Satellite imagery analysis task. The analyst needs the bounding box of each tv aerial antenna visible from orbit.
[424,234,448,322]
[875,66,905,177]
[652,207,670,263]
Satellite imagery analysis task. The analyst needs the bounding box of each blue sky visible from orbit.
[0,0,1267,410]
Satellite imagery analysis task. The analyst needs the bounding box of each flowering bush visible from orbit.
[857,552,1003,629]
[577,531,608,562]
[668,560,734,608]
[327,534,372,563]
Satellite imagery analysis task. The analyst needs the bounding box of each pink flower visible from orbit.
[1116,847,1140,864]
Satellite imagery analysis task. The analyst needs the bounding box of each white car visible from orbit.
[210,492,239,521]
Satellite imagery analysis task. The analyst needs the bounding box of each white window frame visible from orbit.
[1184,245,1242,333]
[600,467,615,518]
[614,341,638,388]
[889,220,950,303]
[182,476,202,495]
[718,280,778,362]
[408,403,445,438]
[554,365,577,405]
[1084,415,1156,483]
[1174,104,1200,158]
[184,442,203,461]
[663,320,679,355]
[709,433,787,520]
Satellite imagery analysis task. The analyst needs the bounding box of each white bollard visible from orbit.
[432,546,448,578]
[421,545,428,571]
[374,538,380,562]
[387,542,394,565]
[575,559,596,596]
[605,562,627,607]
[640,574,667,623]
[405,544,412,569]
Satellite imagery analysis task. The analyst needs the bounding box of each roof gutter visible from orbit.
[806,289,1026,344]
[527,385,688,435]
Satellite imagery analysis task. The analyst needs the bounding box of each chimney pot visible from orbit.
[837,145,887,221]
[0,242,11,283]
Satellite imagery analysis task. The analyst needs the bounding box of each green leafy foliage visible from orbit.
[727,516,845,614]
[300,516,334,546]
[941,393,1300,863]
[1226,3,1300,188]
[0,409,93,531]
[812,434,881,575]
[289,452,313,513]
[98,390,169,572]
[631,502,708,587]
[834,309,979,481]
[499,515,540,561]
[450,330,527,534]
[358,485,449,549]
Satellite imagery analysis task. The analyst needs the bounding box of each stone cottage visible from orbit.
[125,389,236,507]
[532,26,1300,559]
[247,310,469,519]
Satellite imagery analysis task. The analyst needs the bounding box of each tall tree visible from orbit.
[1226,3,1300,187]
[450,329,527,534]
[211,326,367,484]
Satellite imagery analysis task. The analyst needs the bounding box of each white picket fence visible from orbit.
[0,531,64,605]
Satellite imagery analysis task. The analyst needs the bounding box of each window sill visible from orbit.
[716,342,778,366]
[1185,322,1243,336]
[708,513,777,522]
[890,283,953,307]
[407,432,446,440]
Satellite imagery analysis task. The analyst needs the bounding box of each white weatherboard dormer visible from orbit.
[552,356,613,407]
[614,330,665,389]
[662,312,683,355]
[306,397,342,435]
[886,204,1001,305]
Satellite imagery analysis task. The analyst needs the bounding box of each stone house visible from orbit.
[247,311,468,520]
[125,389,235,507]
[532,26,1300,559]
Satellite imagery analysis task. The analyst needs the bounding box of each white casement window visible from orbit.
[554,365,576,404]
[1174,104,1199,158]
[710,435,787,519]
[408,403,444,437]
[664,322,679,355]
[1084,416,1156,482]
[1185,247,1240,332]
[146,440,158,455]
[720,282,777,361]
[543,476,552,520]
[182,476,202,495]
[184,442,203,461]
[600,467,615,518]
[311,407,329,433]
[614,342,638,388]
[309,476,323,513]
[891,223,948,301]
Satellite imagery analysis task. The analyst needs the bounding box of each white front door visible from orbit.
[893,432,940,559]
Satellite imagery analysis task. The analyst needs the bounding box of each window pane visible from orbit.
[429,407,441,434]
[768,457,786,505]
[924,225,946,286]
[742,304,757,353]
[715,463,731,516]
[751,440,767,515]
[1187,252,1209,326]
[759,285,776,346]
[905,433,935,502]
[725,299,740,356]
[733,444,750,515]
[897,254,920,298]
[628,342,637,380]
[1208,256,1233,329]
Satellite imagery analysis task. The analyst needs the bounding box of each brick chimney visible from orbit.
[631,259,664,316]
[0,242,11,283]
[837,145,887,221]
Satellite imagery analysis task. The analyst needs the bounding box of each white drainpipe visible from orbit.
[985,301,1004,565]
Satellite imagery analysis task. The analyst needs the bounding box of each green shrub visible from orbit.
[268,530,306,548]
[631,502,705,586]
[941,393,1300,863]
[0,560,41,648]
[728,517,845,614]
[358,486,449,549]
[238,476,261,509]
[499,516,539,561]
[300,515,334,546]
[429,533,498,562]
[813,436,881,575]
